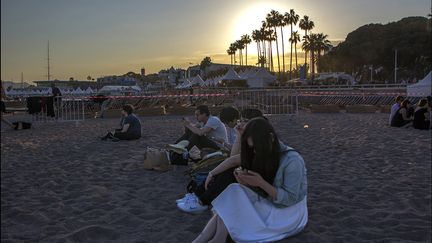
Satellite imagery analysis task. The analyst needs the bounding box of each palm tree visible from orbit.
[284,9,299,80]
[262,21,276,71]
[315,33,332,73]
[252,30,262,62]
[266,10,283,78]
[290,31,301,72]
[277,13,287,79]
[227,48,234,65]
[259,26,267,68]
[265,28,276,71]
[257,56,266,68]
[241,34,252,66]
[299,15,315,67]
[235,40,245,66]
[302,33,322,79]
[230,43,237,66]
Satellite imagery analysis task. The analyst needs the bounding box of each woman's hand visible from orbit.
[205,172,215,190]
[234,122,246,136]
[234,170,264,187]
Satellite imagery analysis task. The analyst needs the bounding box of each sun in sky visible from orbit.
[231,2,300,55]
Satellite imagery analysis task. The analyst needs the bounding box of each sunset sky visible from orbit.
[1,0,430,82]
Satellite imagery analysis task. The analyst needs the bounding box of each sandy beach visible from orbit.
[1,112,431,242]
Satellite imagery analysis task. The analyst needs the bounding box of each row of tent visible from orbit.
[5,85,145,97]
[176,67,277,89]
[5,87,96,96]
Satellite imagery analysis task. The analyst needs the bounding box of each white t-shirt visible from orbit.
[226,126,237,146]
[389,103,400,125]
[204,115,228,143]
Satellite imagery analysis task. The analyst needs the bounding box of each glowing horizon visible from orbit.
[1,0,429,83]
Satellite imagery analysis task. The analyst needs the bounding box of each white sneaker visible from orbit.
[177,194,208,213]
[176,193,194,204]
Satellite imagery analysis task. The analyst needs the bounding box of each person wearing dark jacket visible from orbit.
[413,98,430,130]
[100,104,142,141]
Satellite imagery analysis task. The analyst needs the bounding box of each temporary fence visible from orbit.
[5,96,86,123]
[8,87,428,119]
[84,89,299,116]
[295,90,426,106]
[233,89,298,115]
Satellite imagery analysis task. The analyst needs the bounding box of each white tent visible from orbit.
[190,75,206,86]
[240,69,257,79]
[176,79,191,89]
[407,71,432,97]
[316,72,356,85]
[85,87,94,94]
[98,85,141,95]
[71,87,84,95]
[221,68,243,81]
[246,68,276,88]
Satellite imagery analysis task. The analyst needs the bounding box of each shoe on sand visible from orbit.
[177,194,207,213]
[167,140,189,154]
[176,193,194,204]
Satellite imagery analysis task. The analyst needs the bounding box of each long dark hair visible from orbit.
[240,118,281,184]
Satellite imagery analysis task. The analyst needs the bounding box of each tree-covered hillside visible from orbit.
[320,17,431,83]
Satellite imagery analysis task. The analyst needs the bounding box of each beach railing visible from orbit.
[2,96,85,122]
[78,89,298,116]
[234,89,299,115]
[56,98,86,122]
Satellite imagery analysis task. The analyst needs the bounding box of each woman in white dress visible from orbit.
[192,118,308,243]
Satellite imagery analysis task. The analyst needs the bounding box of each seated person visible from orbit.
[217,106,240,150]
[177,109,264,213]
[413,98,430,130]
[193,118,308,243]
[101,104,141,141]
[391,100,412,127]
[173,105,228,151]
[389,96,404,126]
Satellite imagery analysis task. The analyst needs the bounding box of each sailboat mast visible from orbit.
[47,41,51,82]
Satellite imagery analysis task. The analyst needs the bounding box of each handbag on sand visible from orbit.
[143,147,171,172]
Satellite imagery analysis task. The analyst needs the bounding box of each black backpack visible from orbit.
[169,151,189,166]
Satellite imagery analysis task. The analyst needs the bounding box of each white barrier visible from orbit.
[27,97,85,122]
[234,89,298,115]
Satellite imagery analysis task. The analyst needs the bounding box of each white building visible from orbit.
[158,67,186,86]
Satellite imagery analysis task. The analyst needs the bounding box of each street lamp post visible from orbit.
[394,49,398,84]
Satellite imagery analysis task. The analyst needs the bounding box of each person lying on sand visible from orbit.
[100,104,141,141]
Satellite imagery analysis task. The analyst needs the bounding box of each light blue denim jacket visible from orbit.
[272,142,307,208]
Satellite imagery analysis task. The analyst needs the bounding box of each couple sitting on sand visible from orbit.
[100,104,142,141]
[390,96,431,130]
[172,106,309,242]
